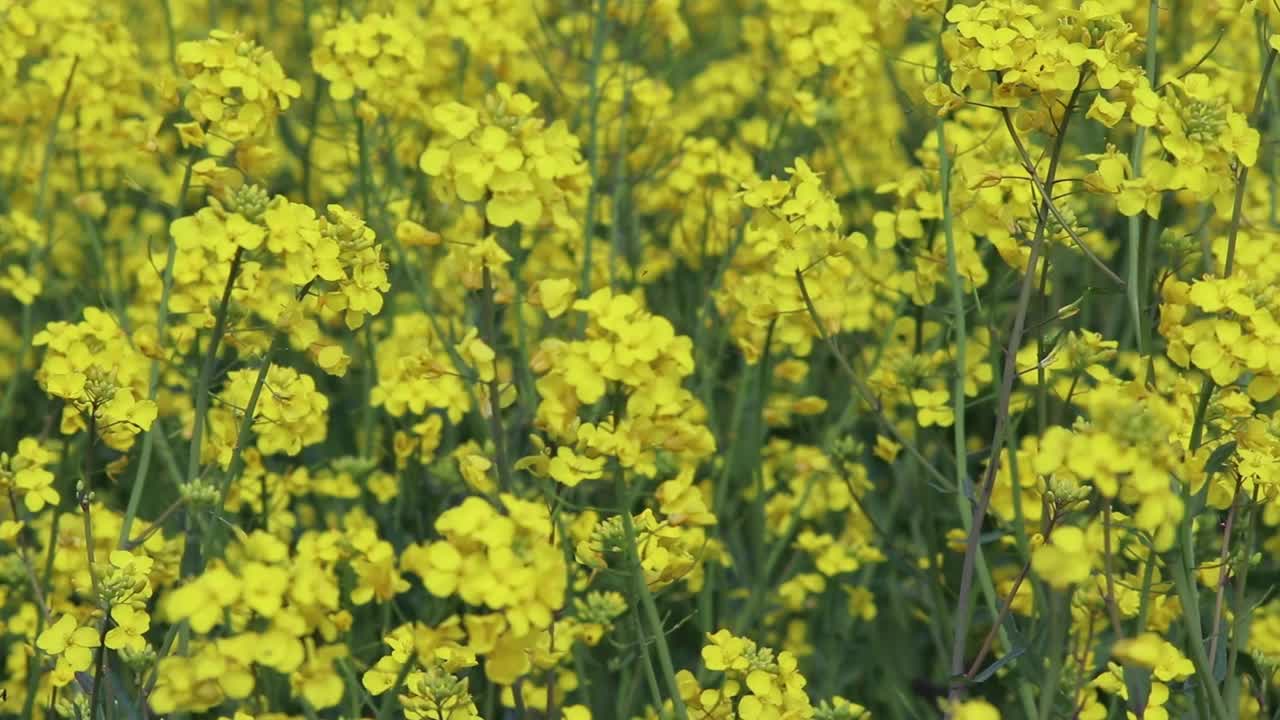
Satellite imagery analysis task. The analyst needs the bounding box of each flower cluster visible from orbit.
[720,159,882,362]
[177,30,302,144]
[405,495,566,638]
[696,629,815,719]
[33,307,157,450]
[311,11,435,109]
[419,84,588,229]
[208,364,330,463]
[9,1,1280,719]
[0,437,59,519]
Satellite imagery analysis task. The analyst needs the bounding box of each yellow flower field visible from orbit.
[2,1,1279,718]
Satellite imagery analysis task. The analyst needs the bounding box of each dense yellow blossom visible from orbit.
[5,1,1280,718]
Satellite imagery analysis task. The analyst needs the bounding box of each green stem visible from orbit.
[941,97,1034,712]
[119,157,196,547]
[1127,0,1160,354]
[301,73,325,206]
[360,321,378,458]
[1225,49,1279,277]
[1037,590,1068,720]
[89,605,111,719]
[616,469,689,720]
[938,106,969,526]
[123,498,187,551]
[1171,552,1231,720]
[1206,489,1240,676]
[793,271,950,490]
[948,80,1084,702]
[216,283,308,508]
[1225,488,1259,710]
[186,246,245,485]
[632,613,667,713]
[0,57,79,441]
[80,414,100,596]
[734,474,816,632]
[576,0,609,320]
[355,106,373,217]
[1174,52,1279,713]
[480,263,513,491]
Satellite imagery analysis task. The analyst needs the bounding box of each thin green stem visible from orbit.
[360,321,378,458]
[576,0,609,321]
[88,606,111,719]
[301,72,325,206]
[216,293,304,508]
[1037,590,1069,720]
[186,246,245,485]
[1225,48,1279,277]
[793,271,950,490]
[6,491,51,622]
[938,96,970,539]
[1226,487,1259,710]
[480,263,513,491]
[119,157,196,547]
[1174,53,1279,714]
[1127,0,1160,355]
[1206,486,1240,676]
[632,613,667,713]
[734,474,816,632]
[1171,552,1232,720]
[80,414,100,597]
[947,79,1084,702]
[355,106,373,218]
[617,469,689,720]
[123,498,187,551]
[941,89,1031,703]
[1102,502,1126,639]
[0,57,79,441]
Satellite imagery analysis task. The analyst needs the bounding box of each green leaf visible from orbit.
[1123,665,1153,715]
[1205,440,1237,478]
[973,646,1026,683]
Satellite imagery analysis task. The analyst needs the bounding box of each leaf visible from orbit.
[107,668,143,719]
[973,646,1026,683]
[1204,440,1237,478]
[1211,629,1229,685]
[1123,665,1153,715]
[979,529,1008,545]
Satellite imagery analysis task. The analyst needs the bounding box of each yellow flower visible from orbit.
[407,494,565,640]
[1031,526,1092,589]
[548,446,606,487]
[1113,633,1195,682]
[240,562,289,617]
[350,539,410,605]
[418,84,587,231]
[311,12,435,117]
[32,307,156,450]
[177,30,301,143]
[911,388,955,427]
[873,435,902,463]
[3,437,59,513]
[1130,84,1161,127]
[701,628,754,673]
[105,605,150,653]
[952,698,1001,720]
[533,278,577,318]
[291,644,347,709]
[1086,95,1126,128]
[0,264,40,304]
[214,364,329,460]
[37,614,100,675]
